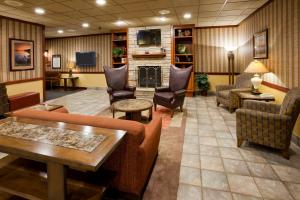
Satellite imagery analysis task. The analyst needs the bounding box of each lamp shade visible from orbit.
[66,61,75,69]
[244,60,268,73]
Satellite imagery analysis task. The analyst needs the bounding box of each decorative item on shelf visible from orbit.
[145,50,149,54]
[244,60,269,95]
[121,58,127,63]
[227,50,234,85]
[112,47,124,57]
[175,56,180,62]
[178,30,183,37]
[184,29,191,36]
[195,73,210,96]
[177,44,186,54]
[67,61,75,77]
[117,35,124,41]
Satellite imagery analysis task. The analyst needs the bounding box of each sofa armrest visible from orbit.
[125,86,136,92]
[107,87,113,94]
[216,85,235,93]
[242,100,281,114]
[155,86,170,92]
[174,89,186,97]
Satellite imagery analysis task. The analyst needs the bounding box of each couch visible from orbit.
[236,88,300,159]
[216,73,253,112]
[12,108,162,198]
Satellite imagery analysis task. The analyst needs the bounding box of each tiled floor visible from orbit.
[178,96,300,200]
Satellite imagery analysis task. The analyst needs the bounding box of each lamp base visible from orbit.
[68,69,73,77]
[251,89,261,95]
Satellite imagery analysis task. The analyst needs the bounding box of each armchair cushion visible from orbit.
[155,86,170,93]
[154,92,174,103]
[174,89,186,97]
[218,90,230,99]
[243,100,281,114]
[125,86,136,92]
[112,90,135,98]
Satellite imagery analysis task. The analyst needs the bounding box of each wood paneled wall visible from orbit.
[0,17,44,82]
[238,0,299,88]
[195,27,239,73]
[46,34,112,72]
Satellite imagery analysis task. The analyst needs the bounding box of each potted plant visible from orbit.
[195,73,210,96]
[112,47,124,57]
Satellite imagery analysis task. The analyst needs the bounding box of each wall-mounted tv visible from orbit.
[76,51,96,67]
[137,29,161,46]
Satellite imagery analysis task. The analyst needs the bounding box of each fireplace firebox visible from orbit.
[138,66,161,88]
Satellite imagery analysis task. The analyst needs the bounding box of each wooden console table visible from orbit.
[61,76,79,90]
[0,117,126,200]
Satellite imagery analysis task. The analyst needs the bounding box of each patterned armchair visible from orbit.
[236,88,300,159]
[216,73,253,112]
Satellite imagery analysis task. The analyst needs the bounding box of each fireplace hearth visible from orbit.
[138,66,161,88]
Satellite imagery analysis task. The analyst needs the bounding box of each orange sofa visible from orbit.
[12,108,162,198]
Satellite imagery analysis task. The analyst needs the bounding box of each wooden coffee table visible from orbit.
[0,117,126,200]
[112,99,153,122]
[235,92,275,108]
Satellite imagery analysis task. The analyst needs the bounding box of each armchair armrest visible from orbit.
[155,86,170,92]
[125,85,136,92]
[107,87,113,94]
[230,88,252,93]
[216,85,235,92]
[243,100,281,114]
[174,89,186,97]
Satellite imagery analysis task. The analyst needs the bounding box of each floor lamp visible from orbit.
[227,51,234,85]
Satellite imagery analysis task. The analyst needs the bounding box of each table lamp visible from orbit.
[66,61,75,77]
[244,60,269,95]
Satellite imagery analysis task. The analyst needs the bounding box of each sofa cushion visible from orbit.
[112,90,134,98]
[154,92,174,102]
[218,90,230,99]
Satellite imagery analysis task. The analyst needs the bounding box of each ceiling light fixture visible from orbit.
[158,9,170,15]
[96,0,106,5]
[34,8,45,15]
[57,30,64,34]
[82,23,90,28]
[159,16,167,22]
[183,13,192,19]
[115,20,126,26]
[4,0,23,7]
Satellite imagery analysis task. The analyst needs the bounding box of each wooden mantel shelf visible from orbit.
[132,53,166,58]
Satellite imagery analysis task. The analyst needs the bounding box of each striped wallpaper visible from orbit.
[238,0,299,88]
[0,17,44,83]
[46,34,112,72]
[195,27,239,73]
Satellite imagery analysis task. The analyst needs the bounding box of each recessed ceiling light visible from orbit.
[57,30,64,34]
[96,0,106,5]
[34,8,45,15]
[158,9,170,15]
[183,13,192,19]
[4,0,23,7]
[82,23,90,28]
[159,16,167,22]
[115,20,126,26]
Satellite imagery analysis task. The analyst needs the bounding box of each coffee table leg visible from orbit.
[132,111,142,121]
[64,79,67,91]
[149,107,153,121]
[47,162,67,200]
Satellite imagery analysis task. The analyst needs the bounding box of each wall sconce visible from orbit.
[44,50,48,57]
[227,51,234,85]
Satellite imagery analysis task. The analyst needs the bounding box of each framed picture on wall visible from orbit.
[52,54,61,69]
[253,29,268,59]
[9,39,34,71]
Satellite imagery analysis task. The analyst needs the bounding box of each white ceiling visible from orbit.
[0,0,269,38]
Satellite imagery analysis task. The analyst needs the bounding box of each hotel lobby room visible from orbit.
[0,0,300,199]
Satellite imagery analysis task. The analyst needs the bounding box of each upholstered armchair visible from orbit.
[236,88,300,159]
[216,73,253,112]
[45,71,61,89]
[153,65,192,117]
[104,65,136,104]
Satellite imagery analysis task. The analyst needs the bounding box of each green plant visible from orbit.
[195,73,210,91]
[176,44,186,54]
[112,47,124,57]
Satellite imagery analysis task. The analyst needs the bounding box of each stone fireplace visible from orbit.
[138,66,161,88]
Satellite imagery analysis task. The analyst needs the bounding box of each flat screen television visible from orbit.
[137,29,161,46]
[76,51,96,67]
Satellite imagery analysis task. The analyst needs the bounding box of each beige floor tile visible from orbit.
[254,177,293,200]
[185,128,198,136]
[217,138,236,148]
[200,145,220,157]
[215,131,233,139]
[286,183,300,200]
[271,165,300,183]
[220,147,243,160]
[223,159,250,176]
[181,153,200,168]
[177,184,202,200]
[239,149,267,163]
[202,170,229,191]
[247,162,278,180]
[199,137,218,146]
[227,174,261,197]
[232,193,262,200]
[200,156,224,172]
[184,135,199,145]
[199,124,214,131]
[202,188,232,200]
[183,143,199,154]
[179,166,201,186]
[198,130,216,137]
[213,123,229,131]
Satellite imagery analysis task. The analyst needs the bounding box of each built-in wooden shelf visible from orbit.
[175,36,193,39]
[175,54,193,56]
[174,62,193,64]
[132,53,166,58]
[112,62,126,65]
[112,39,127,42]
[112,29,128,68]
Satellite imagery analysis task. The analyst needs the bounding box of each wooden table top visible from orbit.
[112,99,153,112]
[0,117,126,171]
[60,76,79,79]
[238,92,275,100]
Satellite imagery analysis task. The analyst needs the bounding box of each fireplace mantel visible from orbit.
[132,53,166,59]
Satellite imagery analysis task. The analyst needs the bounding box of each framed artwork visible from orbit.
[52,54,61,69]
[253,29,268,59]
[9,39,34,71]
